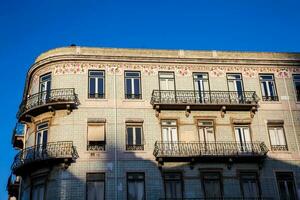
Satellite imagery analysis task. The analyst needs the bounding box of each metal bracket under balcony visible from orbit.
[17,88,79,122]
[153,141,268,165]
[151,90,259,116]
[11,141,79,176]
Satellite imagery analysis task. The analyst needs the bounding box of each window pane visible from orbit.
[90,78,96,94]
[127,127,133,145]
[98,78,104,95]
[203,173,222,198]
[126,79,132,94]
[135,128,142,145]
[127,173,145,200]
[276,172,297,200]
[134,79,140,95]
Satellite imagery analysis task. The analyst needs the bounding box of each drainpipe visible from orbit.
[283,77,300,152]
[113,67,118,199]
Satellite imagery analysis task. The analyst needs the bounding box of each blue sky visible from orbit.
[0,0,300,198]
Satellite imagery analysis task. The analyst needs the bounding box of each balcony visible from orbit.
[7,174,20,199]
[11,123,24,149]
[17,88,79,122]
[153,141,268,164]
[151,90,259,116]
[12,141,78,175]
[126,144,144,151]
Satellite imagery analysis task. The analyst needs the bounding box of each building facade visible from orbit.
[7,46,300,200]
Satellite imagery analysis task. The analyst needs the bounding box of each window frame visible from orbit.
[39,73,52,93]
[126,172,146,200]
[201,171,223,198]
[238,171,261,198]
[275,171,298,200]
[267,124,288,151]
[125,123,144,151]
[226,73,245,92]
[259,73,279,101]
[86,172,106,200]
[163,172,184,199]
[292,74,300,102]
[124,71,142,99]
[35,122,48,146]
[87,123,106,151]
[158,71,176,91]
[197,119,216,143]
[88,70,105,99]
[160,119,179,143]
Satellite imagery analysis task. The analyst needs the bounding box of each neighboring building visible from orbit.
[8,46,300,200]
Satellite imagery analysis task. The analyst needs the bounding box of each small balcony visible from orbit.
[126,144,144,151]
[151,90,259,114]
[17,88,79,122]
[11,141,78,175]
[7,174,20,199]
[12,123,24,149]
[153,141,268,164]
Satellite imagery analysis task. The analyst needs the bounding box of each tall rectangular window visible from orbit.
[227,73,244,103]
[202,172,222,198]
[36,122,48,147]
[89,70,105,99]
[125,71,141,99]
[193,73,210,103]
[276,172,298,200]
[39,73,51,102]
[259,74,278,101]
[127,173,145,200]
[87,123,106,151]
[164,173,183,199]
[126,124,144,151]
[293,74,300,102]
[234,126,252,152]
[159,72,175,90]
[268,125,288,151]
[86,173,105,200]
[161,120,178,143]
[32,183,45,200]
[239,172,260,198]
[198,120,215,143]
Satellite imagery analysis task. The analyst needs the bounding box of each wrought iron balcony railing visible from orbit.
[11,141,78,175]
[151,90,259,110]
[17,88,79,121]
[6,174,20,198]
[271,145,288,151]
[11,122,25,149]
[154,141,268,163]
[125,93,142,99]
[126,144,144,151]
[262,95,279,101]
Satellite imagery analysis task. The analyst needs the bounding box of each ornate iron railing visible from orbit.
[87,144,106,151]
[153,141,268,158]
[17,88,78,118]
[125,93,142,99]
[6,174,20,197]
[271,145,288,151]
[262,95,279,101]
[126,144,144,151]
[11,141,78,173]
[151,90,259,105]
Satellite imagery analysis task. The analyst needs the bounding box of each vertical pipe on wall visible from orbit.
[283,77,300,152]
[113,67,118,199]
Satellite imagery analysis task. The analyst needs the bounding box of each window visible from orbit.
[159,72,175,90]
[239,172,260,198]
[89,70,105,99]
[234,126,252,152]
[276,172,298,200]
[39,73,51,102]
[126,124,144,151]
[161,120,178,143]
[227,73,244,103]
[293,74,300,101]
[259,74,278,101]
[36,122,48,146]
[32,183,45,200]
[125,71,141,99]
[202,172,222,198]
[86,173,105,200]
[268,125,288,151]
[198,120,215,143]
[87,123,106,151]
[127,173,145,200]
[193,73,210,103]
[164,173,183,199]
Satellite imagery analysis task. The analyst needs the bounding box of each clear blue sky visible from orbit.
[0,0,300,198]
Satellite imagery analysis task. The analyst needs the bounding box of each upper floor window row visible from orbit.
[36,71,298,102]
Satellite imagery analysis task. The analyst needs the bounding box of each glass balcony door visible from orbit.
[161,120,178,154]
[35,123,48,158]
[39,73,51,103]
[227,74,244,103]
[193,73,209,103]
[235,126,251,152]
